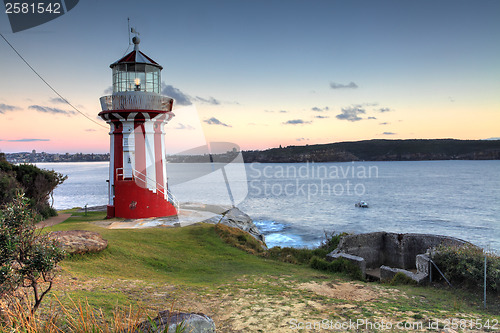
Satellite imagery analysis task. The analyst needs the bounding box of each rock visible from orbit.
[217,207,265,244]
[134,310,216,333]
[50,230,108,254]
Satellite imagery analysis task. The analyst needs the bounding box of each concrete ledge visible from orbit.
[380,265,428,284]
[327,253,366,278]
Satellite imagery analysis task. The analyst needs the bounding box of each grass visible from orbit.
[51,214,302,286]
[3,210,499,332]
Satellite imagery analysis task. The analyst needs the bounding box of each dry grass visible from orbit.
[0,292,144,333]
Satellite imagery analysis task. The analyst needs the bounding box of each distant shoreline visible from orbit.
[4,138,500,164]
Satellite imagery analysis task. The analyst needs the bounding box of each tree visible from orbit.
[0,161,67,218]
[0,193,65,313]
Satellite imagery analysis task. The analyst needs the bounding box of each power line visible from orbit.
[0,32,107,129]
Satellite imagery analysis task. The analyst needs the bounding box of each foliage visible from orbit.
[389,272,417,286]
[0,194,65,313]
[0,161,66,218]
[242,139,500,162]
[433,244,500,293]
[264,231,345,265]
[309,256,363,280]
[214,223,266,255]
[0,164,21,207]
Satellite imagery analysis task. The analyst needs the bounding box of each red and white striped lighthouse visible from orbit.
[99,36,178,219]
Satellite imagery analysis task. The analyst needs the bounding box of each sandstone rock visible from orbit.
[50,230,108,254]
[217,207,265,244]
[134,310,215,333]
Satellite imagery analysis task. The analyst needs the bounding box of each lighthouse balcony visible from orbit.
[100,91,173,112]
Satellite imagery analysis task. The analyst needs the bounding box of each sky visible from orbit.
[0,0,499,154]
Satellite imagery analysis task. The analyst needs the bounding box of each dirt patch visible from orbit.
[299,281,382,302]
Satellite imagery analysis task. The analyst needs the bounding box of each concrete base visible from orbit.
[327,232,471,283]
[380,265,428,284]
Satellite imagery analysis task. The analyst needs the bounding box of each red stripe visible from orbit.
[154,116,165,190]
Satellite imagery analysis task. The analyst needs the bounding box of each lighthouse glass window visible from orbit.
[112,64,161,94]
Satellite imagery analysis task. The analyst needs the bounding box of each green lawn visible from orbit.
[37,211,500,332]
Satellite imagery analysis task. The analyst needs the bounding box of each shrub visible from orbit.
[265,231,346,265]
[390,272,417,286]
[309,256,363,280]
[433,244,500,293]
[0,193,65,313]
[0,161,66,219]
[214,223,266,255]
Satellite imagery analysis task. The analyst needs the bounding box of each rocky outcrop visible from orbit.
[134,311,215,333]
[202,207,265,244]
[50,230,108,254]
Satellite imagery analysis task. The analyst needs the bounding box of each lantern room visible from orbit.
[110,36,162,94]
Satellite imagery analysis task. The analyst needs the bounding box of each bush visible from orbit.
[390,272,417,286]
[0,161,66,219]
[214,223,266,255]
[309,256,363,280]
[433,244,500,293]
[0,193,65,313]
[265,231,346,265]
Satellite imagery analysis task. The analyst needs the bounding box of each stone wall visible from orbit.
[329,232,469,270]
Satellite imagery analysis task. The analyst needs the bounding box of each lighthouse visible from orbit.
[99,36,178,219]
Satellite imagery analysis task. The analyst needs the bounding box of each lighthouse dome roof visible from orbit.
[110,38,163,70]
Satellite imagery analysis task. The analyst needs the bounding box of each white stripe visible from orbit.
[122,120,135,178]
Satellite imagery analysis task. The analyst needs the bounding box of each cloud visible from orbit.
[315,115,329,119]
[161,84,192,106]
[311,106,329,112]
[296,138,309,141]
[103,86,113,95]
[335,105,366,122]
[175,123,196,130]
[28,105,76,116]
[0,138,50,142]
[84,129,96,132]
[379,122,390,125]
[368,116,377,120]
[264,109,288,113]
[283,119,312,125]
[0,103,21,114]
[204,117,231,127]
[483,137,500,140]
[378,107,392,113]
[382,132,397,135]
[195,96,221,105]
[50,97,67,104]
[330,81,358,89]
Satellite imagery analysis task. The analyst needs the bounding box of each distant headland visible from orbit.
[3,139,500,164]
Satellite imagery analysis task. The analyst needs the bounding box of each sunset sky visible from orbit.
[0,0,499,154]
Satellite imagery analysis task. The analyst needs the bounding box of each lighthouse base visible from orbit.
[108,180,178,219]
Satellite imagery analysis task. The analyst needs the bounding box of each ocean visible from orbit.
[37,160,500,252]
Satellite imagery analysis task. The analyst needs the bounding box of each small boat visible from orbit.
[355,201,369,208]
